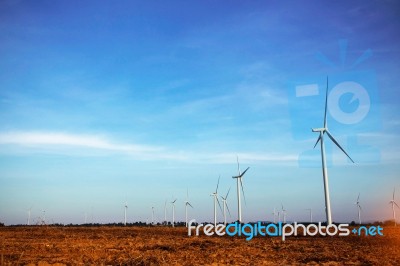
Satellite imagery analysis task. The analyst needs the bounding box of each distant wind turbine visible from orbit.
[171,198,177,227]
[124,201,128,226]
[305,208,313,223]
[211,176,223,226]
[389,188,400,226]
[151,206,155,225]
[41,210,46,225]
[312,77,355,225]
[232,156,250,223]
[355,193,362,225]
[221,187,231,225]
[184,188,193,227]
[281,204,287,223]
[277,211,281,223]
[26,206,33,226]
[164,199,168,225]
[272,207,276,223]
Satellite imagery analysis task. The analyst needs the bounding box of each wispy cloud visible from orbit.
[0,131,298,164]
[0,132,161,153]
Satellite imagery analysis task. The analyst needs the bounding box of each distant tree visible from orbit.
[0,221,4,227]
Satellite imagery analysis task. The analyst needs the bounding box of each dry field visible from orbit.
[0,225,399,265]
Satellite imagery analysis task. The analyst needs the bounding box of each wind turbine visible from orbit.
[305,208,313,223]
[26,206,33,226]
[277,211,281,223]
[164,199,168,225]
[312,77,355,225]
[171,198,177,227]
[124,201,128,226]
[221,187,231,225]
[184,188,193,227]
[41,210,46,225]
[211,176,223,226]
[232,156,250,223]
[151,206,155,225]
[355,193,362,225]
[272,207,276,223]
[389,188,400,226]
[281,204,287,223]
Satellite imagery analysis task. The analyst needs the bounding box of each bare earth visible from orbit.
[0,226,399,265]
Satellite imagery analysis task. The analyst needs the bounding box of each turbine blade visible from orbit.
[359,205,362,212]
[394,188,396,201]
[216,197,223,213]
[240,178,247,206]
[357,193,360,202]
[324,76,328,128]
[394,201,400,209]
[188,202,193,208]
[216,175,220,193]
[313,135,321,149]
[226,202,232,217]
[226,187,231,199]
[326,130,355,163]
[240,167,250,177]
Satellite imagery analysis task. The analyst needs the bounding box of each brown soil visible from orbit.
[0,225,399,265]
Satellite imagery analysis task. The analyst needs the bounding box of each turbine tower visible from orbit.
[211,176,223,226]
[272,207,276,223]
[232,156,250,223]
[171,198,177,227]
[355,193,362,225]
[312,77,354,225]
[151,206,155,225]
[124,201,128,226]
[164,199,168,225]
[184,188,193,227]
[305,208,313,223]
[389,188,400,226]
[281,204,287,223]
[26,206,33,226]
[221,188,231,225]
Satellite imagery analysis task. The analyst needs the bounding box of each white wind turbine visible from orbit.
[221,188,231,225]
[281,204,287,223]
[184,188,193,227]
[26,206,33,226]
[355,193,362,225]
[305,208,313,223]
[389,188,400,226]
[232,156,250,223]
[124,201,128,226]
[312,77,355,225]
[151,206,155,225]
[277,210,281,223]
[164,199,168,225]
[171,198,177,227]
[272,207,276,223]
[211,176,223,226]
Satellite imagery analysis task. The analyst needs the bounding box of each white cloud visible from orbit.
[0,132,161,153]
[0,131,298,164]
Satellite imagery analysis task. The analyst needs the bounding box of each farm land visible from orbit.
[0,225,399,265]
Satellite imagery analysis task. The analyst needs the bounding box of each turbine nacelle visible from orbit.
[312,128,326,133]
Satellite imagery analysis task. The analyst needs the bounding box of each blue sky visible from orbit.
[1,0,399,225]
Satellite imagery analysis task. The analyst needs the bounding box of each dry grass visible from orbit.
[0,225,399,265]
